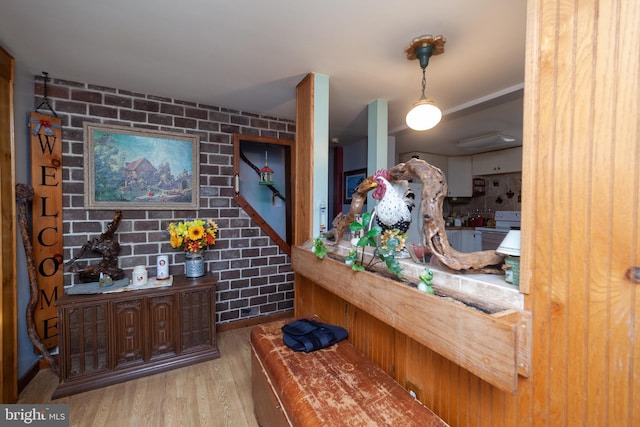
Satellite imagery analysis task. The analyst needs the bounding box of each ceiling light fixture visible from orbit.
[405,34,446,131]
[456,132,518,150]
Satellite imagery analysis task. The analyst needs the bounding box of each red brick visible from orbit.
[72,89,103,103]
[133,99,160,112]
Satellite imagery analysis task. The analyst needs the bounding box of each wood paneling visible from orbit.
[0,44,17,403]
[296,279,520,425]
[523,0,639,425]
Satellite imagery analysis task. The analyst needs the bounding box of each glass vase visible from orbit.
[184,250,205,278]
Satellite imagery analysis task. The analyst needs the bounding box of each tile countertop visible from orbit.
[317,237,524,311]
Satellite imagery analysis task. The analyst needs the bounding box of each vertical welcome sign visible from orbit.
[29,111,63,349]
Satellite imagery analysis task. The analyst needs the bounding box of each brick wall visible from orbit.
[34,75,296,324]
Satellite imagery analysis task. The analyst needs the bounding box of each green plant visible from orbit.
[310,212,404,278]
[311,237,328,259]
[344,212,403,278]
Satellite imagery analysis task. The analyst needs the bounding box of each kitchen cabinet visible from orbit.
[472,146,523,175]
[445,229,481,252]
[446,156,472,197]
[53,274,219,398]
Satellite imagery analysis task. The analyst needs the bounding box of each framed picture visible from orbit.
[343,168,368,204]
[83,123,200,210]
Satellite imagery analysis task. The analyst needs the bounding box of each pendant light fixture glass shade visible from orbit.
[404,35,446,131]
[406,98,442,131]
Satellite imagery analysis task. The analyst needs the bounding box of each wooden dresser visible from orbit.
[53,274,219,398]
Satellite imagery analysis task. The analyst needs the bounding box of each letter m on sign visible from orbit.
[29,111,63,349]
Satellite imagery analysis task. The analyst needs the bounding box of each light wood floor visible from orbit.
[18,326,259,427]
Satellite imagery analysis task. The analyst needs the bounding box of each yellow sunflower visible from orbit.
[188,224,205,241]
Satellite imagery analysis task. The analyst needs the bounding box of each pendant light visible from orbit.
[405,34,446,131]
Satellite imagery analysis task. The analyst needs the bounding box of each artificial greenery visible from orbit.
[311,237,328,259]
[311,211,404,278]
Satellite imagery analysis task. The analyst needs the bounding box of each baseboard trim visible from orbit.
[217,310,294,332]
[18,360,40,394]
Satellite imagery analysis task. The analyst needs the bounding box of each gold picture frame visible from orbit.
[83,122,199,210]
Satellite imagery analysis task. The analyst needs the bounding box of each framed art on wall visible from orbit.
[83,123,199,210]
[343,168,367,204]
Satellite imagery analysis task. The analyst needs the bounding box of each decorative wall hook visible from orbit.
[35,71,58,117]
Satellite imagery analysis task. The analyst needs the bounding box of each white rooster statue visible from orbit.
[371,169,415,233]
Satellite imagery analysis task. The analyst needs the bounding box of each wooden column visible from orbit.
[521,0,640,425]
[294,73,329,245]
[0,45,17,403]
[294,74,313,246]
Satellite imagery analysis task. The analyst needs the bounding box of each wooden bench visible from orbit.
[250,318,449,427]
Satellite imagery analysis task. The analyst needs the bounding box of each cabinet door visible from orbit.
[473,231,483,252]
[472,147,523,175]
[148,295,177,360]
[497,146,523,174]
[460,230,477,253]
[180,288,214,352]
[113,299,145,368]
[61,303,110,379]
[472,151,498,175]
[446,156,472,197]
[445,230,462,251]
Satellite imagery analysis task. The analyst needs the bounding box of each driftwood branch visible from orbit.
[15,183,59,374]
[66,210,124,282]
[330,159,504,273]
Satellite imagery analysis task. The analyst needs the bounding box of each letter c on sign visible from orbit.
[37,226,59,247]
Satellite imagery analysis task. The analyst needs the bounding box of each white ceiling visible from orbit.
[0,0,526,157]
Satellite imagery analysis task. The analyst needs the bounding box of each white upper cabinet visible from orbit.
[446,156,472,197]
[472,146,523,175]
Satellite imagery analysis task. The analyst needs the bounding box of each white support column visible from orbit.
[367,99,389,207]
[312,74,329,237]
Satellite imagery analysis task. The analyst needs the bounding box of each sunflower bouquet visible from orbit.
[167,218,218,253]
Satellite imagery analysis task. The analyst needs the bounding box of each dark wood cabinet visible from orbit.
[53,274,219,398]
